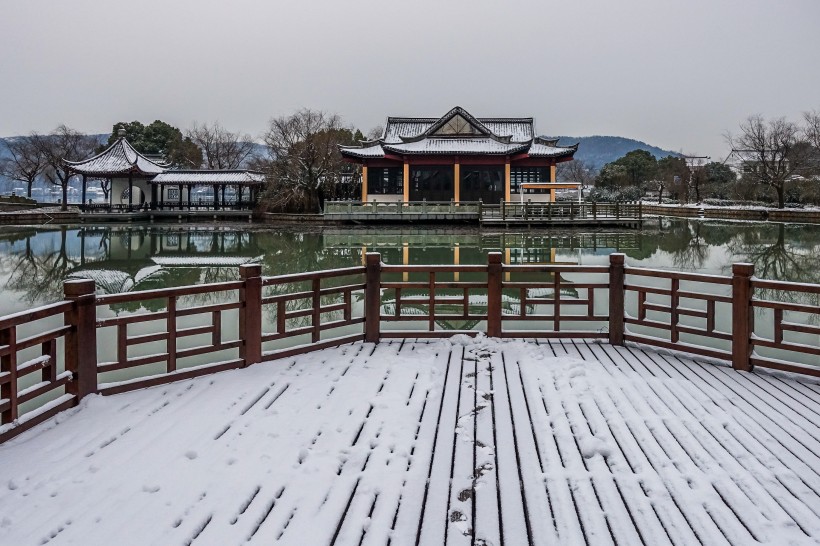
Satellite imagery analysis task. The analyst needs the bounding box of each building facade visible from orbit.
[339,106,579,204]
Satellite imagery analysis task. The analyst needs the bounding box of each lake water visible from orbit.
[1,218,818,394]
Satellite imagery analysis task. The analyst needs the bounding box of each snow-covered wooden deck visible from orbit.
[1,338,820,545]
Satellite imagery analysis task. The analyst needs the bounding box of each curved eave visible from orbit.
[63,137,168,176]
[527,143,579,159]
[338,145,385,160]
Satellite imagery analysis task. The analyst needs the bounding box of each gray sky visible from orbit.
[1,0,818,159]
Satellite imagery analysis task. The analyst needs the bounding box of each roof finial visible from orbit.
[118,127,126,138]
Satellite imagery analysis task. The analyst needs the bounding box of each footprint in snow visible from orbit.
[185,450,198,460]
[142,484,161,493]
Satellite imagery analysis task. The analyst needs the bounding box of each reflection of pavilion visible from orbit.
[347,230,596,330]
[67,227,262,294]
[381,284,580,330]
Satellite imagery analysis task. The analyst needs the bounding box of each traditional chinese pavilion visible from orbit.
[64,134,263,212]
[339,106,579,204]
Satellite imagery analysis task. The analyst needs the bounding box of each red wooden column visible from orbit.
[608,253,625,345]
[487,252,503,337]
[732,263,755,372]
[64,279,98,399]
[239,264,262,367]
[365,253,382,343]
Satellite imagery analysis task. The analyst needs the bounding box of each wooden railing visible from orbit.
[1,252,819,444]
[481,201,643,221]
[324,200,482,215]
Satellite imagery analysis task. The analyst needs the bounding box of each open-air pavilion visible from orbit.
[63,135,264,219]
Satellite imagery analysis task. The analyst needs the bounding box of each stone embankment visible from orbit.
[0,206,81,224]
[641,203,820,223]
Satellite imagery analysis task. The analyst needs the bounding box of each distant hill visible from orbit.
[548,136,680,171]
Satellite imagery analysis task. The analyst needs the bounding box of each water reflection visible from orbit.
[1,220,820,314]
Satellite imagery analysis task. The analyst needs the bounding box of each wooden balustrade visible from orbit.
[1,251,819,444]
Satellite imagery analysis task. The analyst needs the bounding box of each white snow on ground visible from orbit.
[0,337,819,545]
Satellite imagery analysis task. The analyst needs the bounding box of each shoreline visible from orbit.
[3,205,820,226]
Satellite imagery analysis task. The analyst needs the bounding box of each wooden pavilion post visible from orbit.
[487,252,503,337]
[239,264,262,367]
[504,160,511,202]
[81,174,87,211]
[403,162,410,203]
[365,253,382,343]
[361,165,368,203]
[213,184,219,210]
[128,172,133,210]
[608,253,625,345]
[732,263,755,372]
[64,279,98,400]
[178,185,183,210]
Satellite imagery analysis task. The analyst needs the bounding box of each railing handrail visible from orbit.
[3,253,820,444]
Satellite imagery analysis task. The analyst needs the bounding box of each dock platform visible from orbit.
[1,339,818,545]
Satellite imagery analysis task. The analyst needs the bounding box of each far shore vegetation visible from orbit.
[2,109,820,212]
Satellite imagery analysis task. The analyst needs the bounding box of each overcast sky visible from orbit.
[1,0,818,159]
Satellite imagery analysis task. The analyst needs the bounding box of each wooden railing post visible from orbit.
[732,263,754,372]
[239,264,262,367]
[365,252,382,343]
[487,252,503,337]
[64,279,97,400]
[608,253,625,345]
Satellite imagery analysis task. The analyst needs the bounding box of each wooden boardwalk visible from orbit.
[1,339,819,545]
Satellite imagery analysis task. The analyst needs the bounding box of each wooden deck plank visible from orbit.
[2,339,820,545]
[415,344,465,544]
[444,346,478,545]
[472,344,502,545]
[483,343,532,545]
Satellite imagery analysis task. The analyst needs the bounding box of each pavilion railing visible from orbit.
[1,252,818,444]
[323,201,643,222]
[481,201,643,221]
[81,201,256,213]
[324,200,482,216]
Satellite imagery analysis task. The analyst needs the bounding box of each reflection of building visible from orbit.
[67,228,262,294]
[340,106,580,204]
[64,134,263,215]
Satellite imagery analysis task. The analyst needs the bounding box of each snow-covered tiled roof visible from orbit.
[383,117,534,143]
[528,142,578,158]
[383,120,436,143]
[338,144,384,159]
[478,120,534,142]
[64,137,167,176]
[383,138,529,156]
[150,170,265,185]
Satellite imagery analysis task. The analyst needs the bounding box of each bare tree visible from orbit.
[258,109,357,212]
[557,159,596,185]
[186,122,255,169]
[805,109,820,149]
[33,126,97,211]
[0,136,47,198]
[366,125,384,141]
[726,115,813,208]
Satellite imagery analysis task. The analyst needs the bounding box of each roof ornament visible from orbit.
[118,128,126,138]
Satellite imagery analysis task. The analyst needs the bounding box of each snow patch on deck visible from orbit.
[0,337,818,545]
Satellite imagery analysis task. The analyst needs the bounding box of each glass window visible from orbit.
[367,167,404,194]
[460,166,504,202]
[511,167,551,193]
